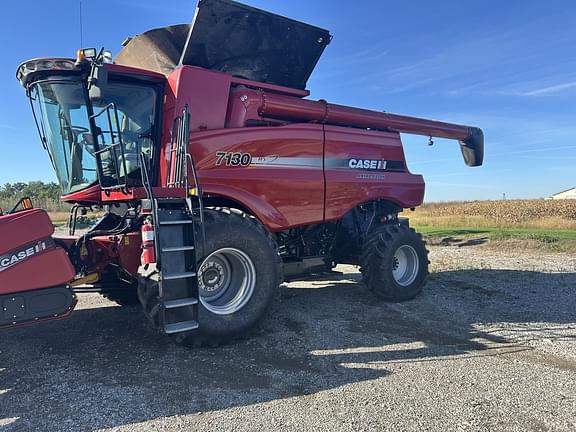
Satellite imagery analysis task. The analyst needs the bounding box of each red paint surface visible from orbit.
[323,126,425,221]
[1,209,53,254]
[117,232,143,275]
[79,233,142,276]
[100,187,186,202]
[225,87,472,141]
[189,125,325,230]
[56,65,477,231]
[0,209,75,294]
[0,248,75,294]
[61,184,102,204]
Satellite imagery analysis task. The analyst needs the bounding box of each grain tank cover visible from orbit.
[115,25,190,76]
[116,0,332,89]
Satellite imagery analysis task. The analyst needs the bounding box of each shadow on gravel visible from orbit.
[439,236,489,247]
[0,269,574,430]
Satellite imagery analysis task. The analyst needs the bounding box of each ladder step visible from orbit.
[158,220,193,225]
[164,320,199,334]
[162,271,197,281]
[161,246,195,253]
[155,198,187,204]
[163,298,198,309]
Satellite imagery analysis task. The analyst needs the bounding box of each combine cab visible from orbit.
[5,0,483,345]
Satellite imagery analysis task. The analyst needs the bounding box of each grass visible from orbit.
[50,212,70,223]
[415,226,576,253]
[408,200,576,253]
[415,226,576,241]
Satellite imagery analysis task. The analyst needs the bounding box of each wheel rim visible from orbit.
[392,245,420,287]
[198,248,256,315]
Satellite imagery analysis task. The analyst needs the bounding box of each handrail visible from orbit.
[90,102,129,189]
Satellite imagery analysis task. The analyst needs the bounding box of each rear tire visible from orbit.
[360,224,429,301]
[138,208,282,347]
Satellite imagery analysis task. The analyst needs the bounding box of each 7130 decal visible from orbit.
[215,151,253,167]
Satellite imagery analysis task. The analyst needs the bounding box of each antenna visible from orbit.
[79,0,83,47]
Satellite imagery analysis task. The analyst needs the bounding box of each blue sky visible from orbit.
[0,0,574,201]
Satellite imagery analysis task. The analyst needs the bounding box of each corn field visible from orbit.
[408,199,576,229]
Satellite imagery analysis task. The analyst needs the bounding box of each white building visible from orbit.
[551,187,576,200]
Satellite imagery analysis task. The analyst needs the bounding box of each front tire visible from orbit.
[138,208,282,347]
[360,224,429,301]
[100,267,140,306]
[102,289,140,306]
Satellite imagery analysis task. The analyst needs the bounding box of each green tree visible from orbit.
[0,181,66,212]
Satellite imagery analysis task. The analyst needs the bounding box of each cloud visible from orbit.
[329,47,390,64]
[490,145,576,158]
[517,81,576,96]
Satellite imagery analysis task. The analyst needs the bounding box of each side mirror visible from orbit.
[88,65,108,102]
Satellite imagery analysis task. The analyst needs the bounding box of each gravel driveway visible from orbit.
[1,245,575,431]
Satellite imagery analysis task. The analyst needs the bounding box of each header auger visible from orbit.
[1,0,483,346]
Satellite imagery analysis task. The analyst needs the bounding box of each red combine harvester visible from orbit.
[1,0,483,346]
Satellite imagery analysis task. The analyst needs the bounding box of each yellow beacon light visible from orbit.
[75,48,97,64]
[76,49,86,63]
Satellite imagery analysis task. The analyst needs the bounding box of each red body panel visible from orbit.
[160,67,232,186]
[116,232,142,275]
[1,209,53,253]
[323,126,425,221]
[100,187,186,202]
[1,249,75,294]
[58,65,479,232]
[154,66,426,231]
[190,125,325,230]
[75,232,142,276]
[61,184,102,204]
[0,209,75,294]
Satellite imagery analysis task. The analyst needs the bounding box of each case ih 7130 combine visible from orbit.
[0,0,483,346]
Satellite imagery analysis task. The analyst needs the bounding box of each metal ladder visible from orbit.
[154,197,199,335]
[140,103,205,335]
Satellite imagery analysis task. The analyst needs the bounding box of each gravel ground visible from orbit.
[1,245,575,432]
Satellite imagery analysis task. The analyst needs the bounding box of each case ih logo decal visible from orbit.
[214,152,405,172]
[0,239,54,273]
[349,159,388,170]
[326,158,406,172]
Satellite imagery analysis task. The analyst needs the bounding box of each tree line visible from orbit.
[0,181,61,201]
[0,181,68,212]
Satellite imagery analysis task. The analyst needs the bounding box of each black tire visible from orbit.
[100,269,140,306]
[102,290,140,306]
[360,224,429,301]
[138,208,282,347]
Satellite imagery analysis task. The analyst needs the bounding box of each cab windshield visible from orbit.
[30,79,158,194]
[31,80,96,194]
